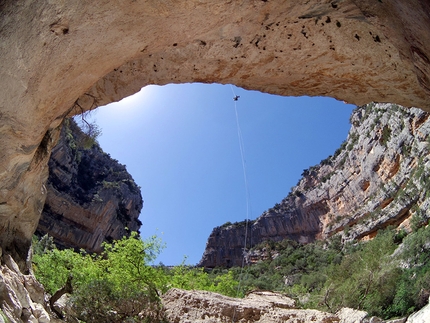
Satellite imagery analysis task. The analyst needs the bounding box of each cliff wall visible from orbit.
[1,1,430,268]
[199,103,430,268]
[36,119,143,252]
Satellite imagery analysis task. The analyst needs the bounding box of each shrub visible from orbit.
[322,230,400,316]
[33,233,167,322]
[380,125,391,146]
[33,233,242,321]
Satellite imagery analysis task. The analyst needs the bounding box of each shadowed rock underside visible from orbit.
[1,0,430,269]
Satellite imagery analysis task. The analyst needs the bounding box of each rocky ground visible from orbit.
[1,256,429,323]
[162,288,430,323]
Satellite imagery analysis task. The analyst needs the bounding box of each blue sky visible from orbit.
[88,83,355,265]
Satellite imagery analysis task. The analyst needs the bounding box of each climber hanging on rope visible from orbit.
[233,95,240,101]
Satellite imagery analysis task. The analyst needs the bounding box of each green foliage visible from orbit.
[229,238,342,298]
[320,156,332,166]
[347,131,359,151]
[64,119,77,151]
[402,144,412,158]
[220,219,254,228]
[33,232,167,322]
[32,234,56,256]
[72,279,164,323]
[169,265,241,297]
[222,227,430,320]
[102,180,121,189]
[65,117,102,151]
[101,232,167,293]
[323,230,400,316]
[400,225,430,268]
[33,246,101,295]
[32,225,430,321]
[338,156,347,167]
[410,209,428,232]
[333,141,347,159]
[32,233,241,322]
[380,125,392,146]
[385,225,430,317]
[221,221,233,228]
[321,171,334,183]
[74,113,102,149]
[169,264,211,290]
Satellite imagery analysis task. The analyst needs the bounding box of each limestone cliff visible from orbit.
[2,1,430,322]
[1,1,430,269]
[36,119,143,252]
[199,103,430,268]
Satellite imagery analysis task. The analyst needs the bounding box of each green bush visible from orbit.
[226,227,430,320]
[33,232,167,322]
[33,225,430,321]
[32,233,241,321]
[321,230,401,316]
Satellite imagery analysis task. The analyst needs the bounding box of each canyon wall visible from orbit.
[1,0,430,269]
[36,119,142,252]
[199,103,430,268]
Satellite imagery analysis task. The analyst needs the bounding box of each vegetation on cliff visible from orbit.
[200,102,430,269]
[38,118,143,253]
[223,223,430,319]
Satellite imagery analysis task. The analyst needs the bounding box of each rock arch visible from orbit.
[1,0,429,268]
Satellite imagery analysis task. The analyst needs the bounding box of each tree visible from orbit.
[32,232,241,322]
[322,230,401,317]
[33,232,167,322]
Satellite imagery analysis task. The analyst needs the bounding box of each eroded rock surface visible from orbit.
[0,250,64,323]
[162,288,371,323]
[162,289,417,323]
[406,297,430,323]
[1,0,430,269]
[36,119,143,252]
[200,103,430,268]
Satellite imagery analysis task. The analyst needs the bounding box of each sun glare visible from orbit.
[117,85,155,108]
[92,85,157,124]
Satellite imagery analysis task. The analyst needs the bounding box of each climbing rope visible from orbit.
[230,85,252,322]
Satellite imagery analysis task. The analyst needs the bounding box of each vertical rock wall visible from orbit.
[36,119,143,252]
[199,103,430,268]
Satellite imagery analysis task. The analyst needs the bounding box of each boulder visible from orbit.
[0,256,53,323]
[337,307,368,323]
[406,297,430,323]
[162,288,338,323]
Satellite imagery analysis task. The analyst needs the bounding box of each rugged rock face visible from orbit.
[406,297,430,323]
[0,250,64,323]
[1,0,430,269]
[36,119,142,252]
[199,103,430,268]
[162,288,368,323]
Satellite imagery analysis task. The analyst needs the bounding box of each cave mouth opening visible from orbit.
[77,83,355,265]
